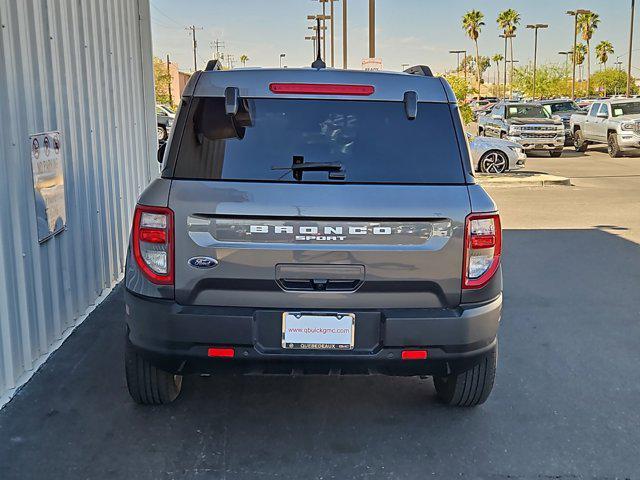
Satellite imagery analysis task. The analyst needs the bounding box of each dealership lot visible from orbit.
[1,148,639,479]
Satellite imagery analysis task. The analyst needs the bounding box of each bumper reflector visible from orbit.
[401,350,428,360]
[207,347,235,358]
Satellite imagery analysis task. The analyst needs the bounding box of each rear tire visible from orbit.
[157,125,168,142]
[574,129,588,152]
[125,340,182,405]
[549,149,563,158]
[608,133,622,158]
[433,344,497,407]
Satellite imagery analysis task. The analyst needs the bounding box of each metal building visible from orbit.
[0,0,156,406]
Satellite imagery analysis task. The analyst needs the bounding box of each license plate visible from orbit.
[282,312,355,350]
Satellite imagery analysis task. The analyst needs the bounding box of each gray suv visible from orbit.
[124,64,503,407]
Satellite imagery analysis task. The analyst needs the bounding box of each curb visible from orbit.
[477,173,571,187]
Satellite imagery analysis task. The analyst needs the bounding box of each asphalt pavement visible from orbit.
[1,148,639,479]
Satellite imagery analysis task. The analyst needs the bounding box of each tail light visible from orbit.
[132,205,174,285]
[462,213,501,289]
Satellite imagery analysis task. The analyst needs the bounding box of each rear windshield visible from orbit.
[171,97,465,184]
[506,104,550,119]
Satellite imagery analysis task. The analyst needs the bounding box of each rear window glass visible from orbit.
[171,97,465,184]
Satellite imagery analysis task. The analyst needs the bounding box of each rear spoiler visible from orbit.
[403,65,433,77]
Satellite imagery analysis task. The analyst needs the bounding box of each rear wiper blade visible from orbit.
[272,161,343,172]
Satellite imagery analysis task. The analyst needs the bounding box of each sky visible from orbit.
[150,0,638,76]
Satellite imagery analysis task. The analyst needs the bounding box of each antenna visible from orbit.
[311,17,326,69]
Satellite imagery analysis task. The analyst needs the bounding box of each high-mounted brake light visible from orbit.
[462,213,502,289]
[269,83,375,96]
[132,205,174,285]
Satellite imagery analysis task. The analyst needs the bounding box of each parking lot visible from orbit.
[1,147,639,479]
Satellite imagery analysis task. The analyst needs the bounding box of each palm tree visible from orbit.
[574,43,587,95]
[497,9,520,99]
[240,54,249,67]
[492,53,504,89]
[595,40,614,70]
[462,10,485,101]
[577,12,600,95]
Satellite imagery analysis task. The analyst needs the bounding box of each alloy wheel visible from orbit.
[480,152,507,174]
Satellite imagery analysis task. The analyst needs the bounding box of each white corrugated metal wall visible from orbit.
[0,0,157,405]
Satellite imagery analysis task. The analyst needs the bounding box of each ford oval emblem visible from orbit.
[188,256,219,269]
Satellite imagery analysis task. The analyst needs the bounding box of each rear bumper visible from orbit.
[125,290,502,376]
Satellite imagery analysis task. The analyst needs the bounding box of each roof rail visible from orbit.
[205,59,223,71]
[403,65,433,77]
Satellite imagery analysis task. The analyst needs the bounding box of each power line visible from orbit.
[150,2,184,28]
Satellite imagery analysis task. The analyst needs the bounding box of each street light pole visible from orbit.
[342,0,347,69]
[567,10,591,100]
[527,24,548,99]
[368,0,375,58]
[499,34,513,100]
[628,0,636,96]
[559,51,574,75]
[449,50,465,78]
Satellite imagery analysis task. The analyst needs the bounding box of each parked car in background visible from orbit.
[539,99,586,146]
[156,105,175,141]
[472,102,497,121]
[477,102,565,157]
[570,99,640,157]
[467,132,527,173]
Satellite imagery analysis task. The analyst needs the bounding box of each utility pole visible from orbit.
[186,25,203,72]
[166,54,173,106]
[322,0,327,61]
[329,0,339,67]
[369,0,375,58]
[527,24,548,99]
[567,10,590,100]
[308,12,330,61]
[342,0,348,69]
[279,53,286,68]
[211,39,225,61]
[628,0,636,96]
[305,35,317,60]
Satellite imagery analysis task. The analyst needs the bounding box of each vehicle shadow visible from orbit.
[1,229,639,479]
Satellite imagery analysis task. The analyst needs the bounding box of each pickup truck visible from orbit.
[539,99,586,146]
[570,99,640,157]
[478,102,565,157]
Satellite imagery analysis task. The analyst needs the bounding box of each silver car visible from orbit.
[467,132,527,174]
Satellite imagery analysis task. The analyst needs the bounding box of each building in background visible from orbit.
[168,62,192,106]
[0,0,157,406]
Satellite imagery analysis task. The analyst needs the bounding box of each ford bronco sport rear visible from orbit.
[124,64,502,407]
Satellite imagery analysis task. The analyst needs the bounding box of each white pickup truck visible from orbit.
[570,99,640,157]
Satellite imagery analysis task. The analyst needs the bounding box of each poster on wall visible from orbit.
[30,131,66,243]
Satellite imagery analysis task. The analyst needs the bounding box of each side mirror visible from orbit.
[157,141,167,163]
